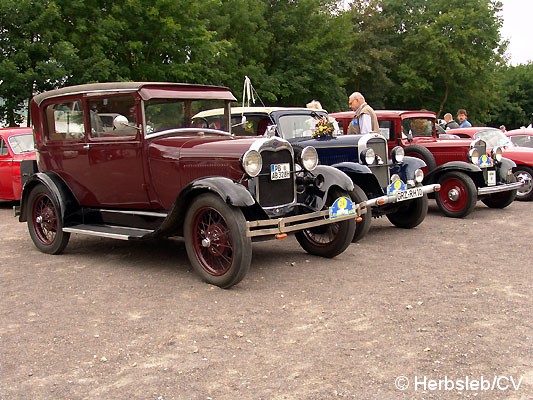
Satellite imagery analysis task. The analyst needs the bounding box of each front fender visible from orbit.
[313,165,355,193]
[498,157,516,180]
[156,177,256,237]
[19,172,80,224]
[424,161,482,185]
[391,156,426,181]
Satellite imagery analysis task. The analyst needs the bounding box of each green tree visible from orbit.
[0,0,78,126]
[380,0,505,123]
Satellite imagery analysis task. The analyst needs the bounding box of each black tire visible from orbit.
[513,165,533,201]
[481,174,517,208]
[184,193,252,288]
[386,192,428,228]
[435,171,477,218]
[295,188,356,258]
[403,144,437,172]
[27,184,70,254]
[350,185,371,242]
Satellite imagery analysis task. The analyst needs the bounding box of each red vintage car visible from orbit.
[331,110,524,217]
[506,127,533,149]
[449,127,533,201]
[15,82,364,288]
[0,127,36,201]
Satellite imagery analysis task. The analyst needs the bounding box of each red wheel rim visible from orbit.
[32,193,59,245]
[302,223,340,247]
[439,177,468,213]
[191,206,234,276]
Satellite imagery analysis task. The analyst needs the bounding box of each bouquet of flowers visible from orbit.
[312,116,336,138]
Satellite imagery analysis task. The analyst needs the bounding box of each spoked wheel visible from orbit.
[435,171,477,218]
[295,188,356,258]
[513,166,533,201]
[350,185,370,243]
[27,185,70,254]
[184,193,252,288]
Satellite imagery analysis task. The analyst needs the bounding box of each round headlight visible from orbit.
[391,146,405,164]
[242,150,262,177]
[491,146,503,162]
[301,146,318,171]
[360,148,375,165]
[414,168,424,183]
[390,173,400,183]
[468,148,479,165]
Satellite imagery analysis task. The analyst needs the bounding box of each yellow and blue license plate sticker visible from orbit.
[478,154,493,168]
[387,179,407,195]
[329,196,357,220]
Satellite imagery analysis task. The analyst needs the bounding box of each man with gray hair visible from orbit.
[347,92,378,135]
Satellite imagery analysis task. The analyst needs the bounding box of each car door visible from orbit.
[41,96,150,208]
[0,136,12,198]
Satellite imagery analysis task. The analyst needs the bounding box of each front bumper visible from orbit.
[246,200,366,238]
[365,184,441,208]
[477,180,524,196]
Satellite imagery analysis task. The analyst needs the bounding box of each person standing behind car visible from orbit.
[347,92,378,135]
[443,113,459,129]
[457,109,472,127]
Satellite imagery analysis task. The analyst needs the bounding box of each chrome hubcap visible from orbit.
[202,238,211,248]
[448,189,459,201]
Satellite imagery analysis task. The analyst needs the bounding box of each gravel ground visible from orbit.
[0,200,532,400]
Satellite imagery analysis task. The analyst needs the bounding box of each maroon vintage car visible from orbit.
[0,127,35,201]
[449,127,533,201]
[16,82,364,288]
[331,110,524,218]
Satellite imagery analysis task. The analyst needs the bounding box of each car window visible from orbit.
[378,120,392,140]
[403,118,434,137]
[87,96,138,139]
[146,99,229,134]
[45,100,85,141]
[230,115,271,136]
[510,135,533,147]
[8,134,34,154]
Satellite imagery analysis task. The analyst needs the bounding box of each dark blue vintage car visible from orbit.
[194,107,441,241]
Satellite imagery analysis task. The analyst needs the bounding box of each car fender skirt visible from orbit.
[314,165,355,192]
[18,172,79,223]
[187,177,256,207]
[424,161,481,184]
[499,157,516,180]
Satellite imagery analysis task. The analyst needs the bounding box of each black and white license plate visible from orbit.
[396,187,423,202]
[487,170,496,186]
[270,163,290,180]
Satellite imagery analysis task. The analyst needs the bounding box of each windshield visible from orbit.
[474,129,514,148]
[146,99,230,134]
[277,113,339,139]
[8,134,35,154]
[402,118,435,137]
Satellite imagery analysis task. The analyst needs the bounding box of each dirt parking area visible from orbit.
[0,200,532,400]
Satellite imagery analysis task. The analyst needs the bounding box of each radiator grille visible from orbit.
[256,149,295,207]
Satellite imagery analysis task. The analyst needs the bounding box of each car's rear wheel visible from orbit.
[386,192,428,228]
[184,193,252,288]
[481,174,517,208]
[435,171,477,218]
[513,166,533,201]
[27,184,70,254]
[350,185,371,242]
[295,188,356,258]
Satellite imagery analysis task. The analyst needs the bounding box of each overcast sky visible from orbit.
[500,0,533,65]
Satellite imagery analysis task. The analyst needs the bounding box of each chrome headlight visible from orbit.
[242,149,262,177]
[468,148,479,165]
[414,168,424,183]
[391,146,405,164]
[360,148,375,165]
[491,146,503,162]
[301,146,318,171]
[390,173,400,183]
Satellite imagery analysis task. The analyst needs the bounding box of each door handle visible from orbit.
[83,144,90,150]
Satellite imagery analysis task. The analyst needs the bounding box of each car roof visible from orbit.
[32,82,236,106]
[330,110,437,118]
[195,106,324,118]
[506,128,533,136]
[0,127,33,137]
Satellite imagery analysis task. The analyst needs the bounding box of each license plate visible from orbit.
[270,163,290,180]
[487,170,496,186]
[395,187,423,202]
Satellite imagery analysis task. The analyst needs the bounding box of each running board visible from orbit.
[62,224,154,240]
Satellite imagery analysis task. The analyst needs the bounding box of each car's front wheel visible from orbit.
[386,192,428,228]
[513,166,533,201]
[435,171,477,218]
[27,184,70,254]
[350,185,370,242]
[295,188,356,258]
[184,193,252,288]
